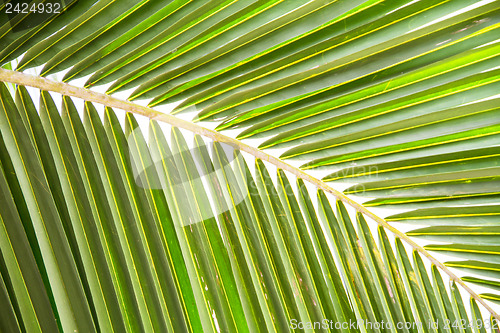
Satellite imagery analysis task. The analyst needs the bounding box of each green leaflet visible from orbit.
[0,84,95,332]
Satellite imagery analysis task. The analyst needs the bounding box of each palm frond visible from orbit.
[0,82,497,331]
[1,0,500,331]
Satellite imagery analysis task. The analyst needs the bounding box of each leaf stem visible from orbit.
[1,68,498,321]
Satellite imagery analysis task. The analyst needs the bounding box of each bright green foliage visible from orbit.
[1,0,500,331]
[0,85,491,332]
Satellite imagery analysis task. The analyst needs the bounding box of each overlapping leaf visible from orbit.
[0,85,496,331]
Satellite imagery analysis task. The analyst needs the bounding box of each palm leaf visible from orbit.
[1,0,500,331]
[0,83,494,331]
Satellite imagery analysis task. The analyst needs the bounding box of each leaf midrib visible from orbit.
[1,67,498,321]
